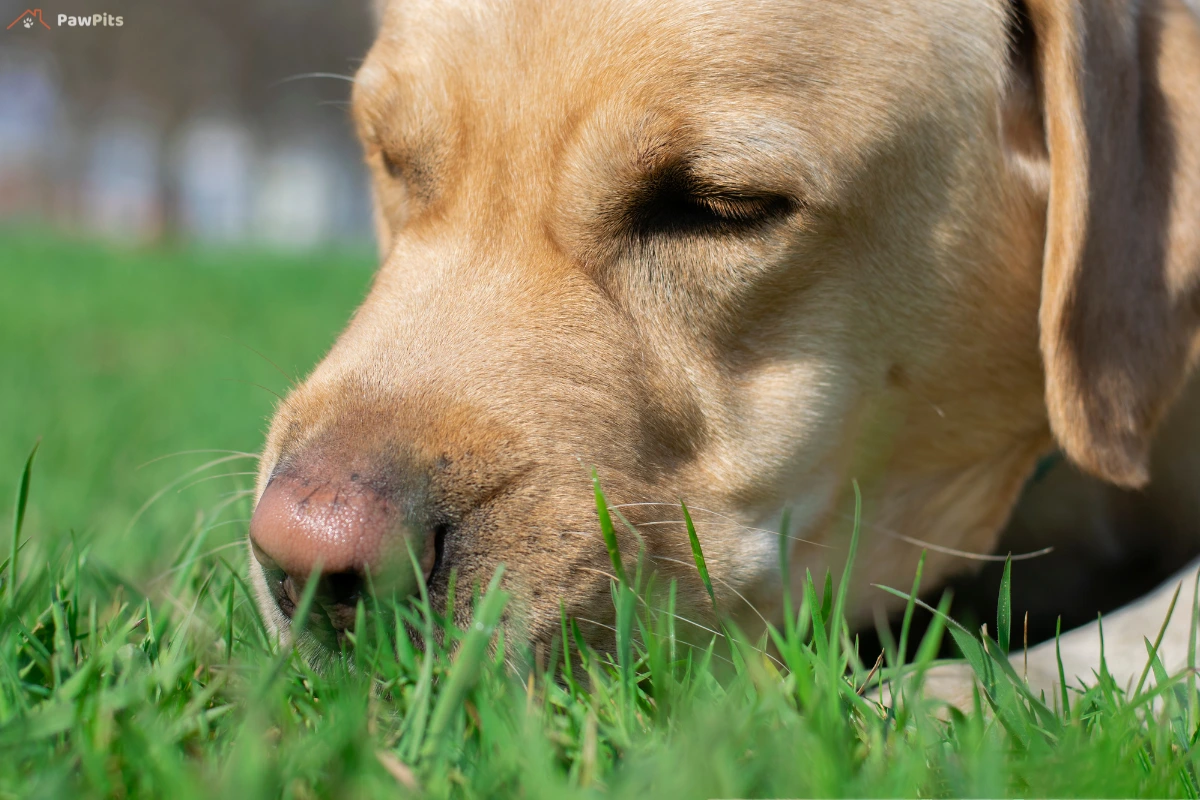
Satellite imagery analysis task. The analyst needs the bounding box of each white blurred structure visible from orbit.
[0,27,377,253]
[0,49,60,218]
[82,110,163,242]
[173,116,254,244]
[253,141,337,250]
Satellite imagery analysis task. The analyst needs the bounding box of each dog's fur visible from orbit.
[251,0,1200,695]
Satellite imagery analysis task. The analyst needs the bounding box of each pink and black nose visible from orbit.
[249,463,443,636]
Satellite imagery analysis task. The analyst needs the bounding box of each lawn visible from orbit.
[2,231,1199,798]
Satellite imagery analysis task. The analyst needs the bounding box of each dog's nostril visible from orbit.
[271,573,364,632]
[423,523,449,581]
[275,574,299,617]
[323,571,364,608]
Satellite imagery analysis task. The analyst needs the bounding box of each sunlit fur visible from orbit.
[251,0,1200,660]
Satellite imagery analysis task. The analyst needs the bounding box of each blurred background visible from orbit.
[2,0,381,575]
[1,0,376,248]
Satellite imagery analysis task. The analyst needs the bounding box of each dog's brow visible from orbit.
[350,62,433,143]
[351,67,447,202]
[677,145,825,205]
[351,59,395,108]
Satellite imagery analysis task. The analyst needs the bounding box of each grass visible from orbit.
[3,231,1200,797]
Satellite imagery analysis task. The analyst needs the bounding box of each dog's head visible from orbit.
[249,0,1200,652]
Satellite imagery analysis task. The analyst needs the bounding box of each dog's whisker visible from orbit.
[273,71,358,86]
[888,533,1054,562]
[647,553,773,630]
[632,519,828,548]
[572,566,784,666]
[570,529,760,618]
[221,488,258,499]
[148,485,258,574]
[137,449,258,470]
[610,502,829,546]
[149,538,253,583]
[573,617,737,667]
[221,377,285,402]
[561,529,799,632]
[575,565,624,583]
[128,454,258,532]
[203,491,260,524]
[231,339,297,388]
[840,513,1054,562]
[573,563,706,628]
[612,501,734,516]
[175,472,258,494]
[617,504,1047,561]
[206,517,252,531]
[572,617,615,634]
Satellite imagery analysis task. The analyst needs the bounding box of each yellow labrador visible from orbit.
[247,0,1200,698]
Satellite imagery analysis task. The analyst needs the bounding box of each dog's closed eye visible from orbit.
[631,167,794,238]
[371,145,437,206]
[380,150,404,180]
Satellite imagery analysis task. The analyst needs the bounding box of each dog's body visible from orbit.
[247,0,1200,694]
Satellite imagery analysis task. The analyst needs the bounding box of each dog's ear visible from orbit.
[1009,0,1200,487]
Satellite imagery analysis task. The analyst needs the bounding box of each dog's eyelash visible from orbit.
[692,193,790,222]
[631,173,793,237]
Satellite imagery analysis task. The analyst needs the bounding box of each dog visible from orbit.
[247,0,1200,700]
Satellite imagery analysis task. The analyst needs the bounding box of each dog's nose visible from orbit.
[249,468,439,633]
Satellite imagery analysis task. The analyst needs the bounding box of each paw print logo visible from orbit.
[7,9,51,30]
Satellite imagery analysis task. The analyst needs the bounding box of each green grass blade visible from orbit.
[592,470,627,586]
[680,501,715,611]
[805,570,829,660]
[1134,580,1181,699]
[777,507,794,633]
[559,601,576,690]
[997,554,1012,655]
[1056,616,1071,718]
[913,590,952,668]
[1190,568,1200,735]
[828,479,863,669]
[897,551,927,668]
[421,567,509,761]
[8,440,39,608]
[255,561,322,694]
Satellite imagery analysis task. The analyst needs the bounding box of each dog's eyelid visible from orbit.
[379,150,404,180]
[628,167,798,237]
[366,142,432,193]
[661,163,795,207]
[693,187,792,210]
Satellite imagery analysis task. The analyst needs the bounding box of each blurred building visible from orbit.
[0,0,376,249]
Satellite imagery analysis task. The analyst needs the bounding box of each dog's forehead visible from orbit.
[359,0,1010,125]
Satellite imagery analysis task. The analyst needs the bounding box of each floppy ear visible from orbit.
[1013,0,1200,488]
